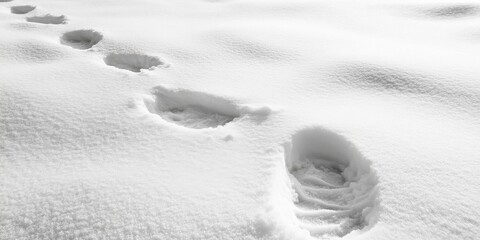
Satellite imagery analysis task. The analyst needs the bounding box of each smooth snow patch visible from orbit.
[210,31,293,61]
[142,85,271,129]
[60,30,103,50]
[11,5,36,14]
[282,128,380,238]
[104,53,165,72]
[26,14,67,24]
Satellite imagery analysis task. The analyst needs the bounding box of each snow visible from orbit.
[1,0,480,239]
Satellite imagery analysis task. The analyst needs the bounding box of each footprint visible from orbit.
[11,5,36,14]
[283,128,380,238]
[60,30,103,50]
[104,53,166,72]
[426,5,479,18]
[141,85,271,129]
[26,14,67,24]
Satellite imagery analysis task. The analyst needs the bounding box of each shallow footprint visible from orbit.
[426,5,479,18]
[104,53,166,72]
[11,5,36,14]
[284,128,380,238]
[61,30,103,50]
[26,14,67,24]
[142,85,271,129]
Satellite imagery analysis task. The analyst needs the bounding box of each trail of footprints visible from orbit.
[2,0,381,239]
[4,0,164,71]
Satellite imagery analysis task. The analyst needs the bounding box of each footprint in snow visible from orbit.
[26,14,67,24]
[426,5,479,18]
[60,29,103,50]
[104,53,166,72]
[142,85,271,129]
[283,128,380,238]
[11,5,36,14]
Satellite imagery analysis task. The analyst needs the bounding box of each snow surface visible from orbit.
[1,0,480,239]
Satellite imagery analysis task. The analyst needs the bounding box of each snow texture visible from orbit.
[1,0,480,240]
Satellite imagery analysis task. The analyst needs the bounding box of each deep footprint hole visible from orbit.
[61,30,103,49]
[104,53,165,72]
[285,128,380,237]
[11,5,36,14]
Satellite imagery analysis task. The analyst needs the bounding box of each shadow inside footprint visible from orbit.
[426,5,479,18]
[283,128,380,237]
[11,5,36,14]
[61,30,103,50]
[145,86,240,129]
[104,53,165,72]
[26,14,67,24]
[143,86,271,129]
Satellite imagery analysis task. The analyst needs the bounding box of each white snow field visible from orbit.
[1,0,480,239]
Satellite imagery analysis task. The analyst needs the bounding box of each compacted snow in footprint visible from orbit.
[284,128,379,238]
[60,30,103,50]
[425,5,480,17]
[26,14,67,24]
[11,5,36,14]
[1,0,480,240]
[104,53,166,72]
[142,85,271,129]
